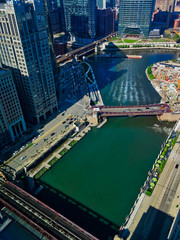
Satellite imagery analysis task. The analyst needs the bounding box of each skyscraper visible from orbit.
[63,0,96,44]
[97,0,116,9]
[118,0,155,37]
[155,0,176,12]
[97,0,106,9]
[0,68,26,148]
[0,0,58,124]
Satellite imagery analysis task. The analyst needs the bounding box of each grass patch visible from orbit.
[171,136,178,148]
[117,40,124,43]
[150,39,170,42]
[27,142,33,149]
[107,37,119,42]
[56,139,69,151]
[148,74,155,80]
[147,66,155,80]
[123,39,137,43]
[158,160,166,173]
[59,148,68,156]
[56,145,62,150]
[48,157,59,166]
[34,167,47,179]
[69,140,77,147]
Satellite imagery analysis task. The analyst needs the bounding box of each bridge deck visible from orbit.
[0,181,99,240]
[93,104,171,117]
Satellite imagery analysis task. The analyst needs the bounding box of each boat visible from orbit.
[153,124,160,127]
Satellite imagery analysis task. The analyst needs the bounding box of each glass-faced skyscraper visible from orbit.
[118,0,155,37]
[0,0,58,124]
[63,0,96,44]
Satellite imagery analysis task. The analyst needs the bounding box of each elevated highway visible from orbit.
[0,179,99,240]
[92,103,171,118]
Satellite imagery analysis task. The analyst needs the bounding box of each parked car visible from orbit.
[20,156,26,160]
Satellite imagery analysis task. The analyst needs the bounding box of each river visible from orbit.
[38,51,176,239]
[1,51,176,239]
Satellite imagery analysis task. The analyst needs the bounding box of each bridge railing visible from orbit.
[4,181,99,240]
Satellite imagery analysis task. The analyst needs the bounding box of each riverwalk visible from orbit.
[115,122,180,240]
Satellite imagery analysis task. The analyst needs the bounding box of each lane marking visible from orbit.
[152,160,173,207]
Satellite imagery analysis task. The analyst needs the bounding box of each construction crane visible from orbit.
[174,30,180,37]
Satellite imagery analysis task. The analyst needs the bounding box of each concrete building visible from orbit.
[97,0,106,9]
[118,0,155,37]
[168,208,180,240]
[97,8,114,36]
[0,0,58,124]
[62,0,96,44]
[155,0,176,12]
[53,39,67,56]
[97,0,116,9]
[0,68,26,148]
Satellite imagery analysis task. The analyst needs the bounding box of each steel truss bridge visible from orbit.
[0,180,99,240]
[56,32,118,64]
[92,103,171,117]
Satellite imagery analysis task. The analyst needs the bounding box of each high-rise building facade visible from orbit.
[155,0,176,12]
[106,0,116,8]
[0,0,58,124]
[118,0,155,37]
[97,0,116,9]
[63,0,96,44]
[97,0,106,9]
[0,68,26,148]
[97,8,114,36]
[45,0,61,35]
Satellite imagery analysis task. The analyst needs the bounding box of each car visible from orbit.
[44,138,48,142]
[34,143,38,147]
[13,150,18,155]
[65,125,69,128]
[20,156,26,160]
[39,132,44,136]
[51,132,55,136]
[62,113,65,116]
[63,121,66,124]
[69,121,73,124]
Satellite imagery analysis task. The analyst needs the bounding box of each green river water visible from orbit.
[40,51,175,226]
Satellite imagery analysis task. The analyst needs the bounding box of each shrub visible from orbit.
[146,189,152,196]
[34,167,47,179]
[49,157,59,166]
[59,148,68,156]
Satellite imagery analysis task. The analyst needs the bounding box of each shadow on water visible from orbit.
[36,179,119,240]
[87,42,127,91]
[119,206,174,240]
